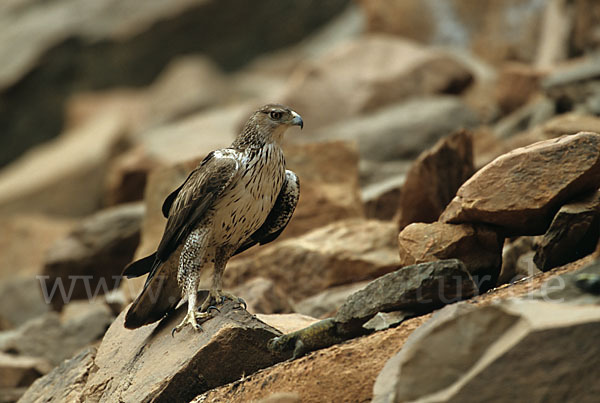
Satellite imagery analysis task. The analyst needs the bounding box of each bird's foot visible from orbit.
[171,309,215,337]
[200,289,247,312]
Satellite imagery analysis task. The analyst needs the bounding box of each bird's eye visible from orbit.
[269,111,282,120]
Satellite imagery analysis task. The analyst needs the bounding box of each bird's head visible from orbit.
[235,104,303,148]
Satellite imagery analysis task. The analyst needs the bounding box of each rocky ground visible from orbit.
[2,1,600,402]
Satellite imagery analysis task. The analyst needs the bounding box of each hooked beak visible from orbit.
[290,111,304,130]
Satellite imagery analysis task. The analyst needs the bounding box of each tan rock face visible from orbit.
[0,111,129,217]
[398,222,503,290]
[440,132,600,235]
[42,203,144,309]
[282,35,473,129]
[0,214,74,280]
[397,130,474,230]
[281,141,364,240]
[81,299,284,403]
[373,299,600,403]
[225,219,400,301]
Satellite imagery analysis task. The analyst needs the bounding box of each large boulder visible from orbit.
[0,0,349,167]
[441,132,600,235]
[372,298,600,402]
[282,35,473,130]
[80,299,284,403]
[224,219,400,301]
[397,130,474,229]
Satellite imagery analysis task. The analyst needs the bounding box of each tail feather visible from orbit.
[124,261,181,329]
[122,253,157,278]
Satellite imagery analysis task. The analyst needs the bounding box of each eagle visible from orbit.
[122,104,303,334]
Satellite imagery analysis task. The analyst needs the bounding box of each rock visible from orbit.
[42,203,144,309]
[493,95,556,140]
[255,313,320,335]
[196,314,424,403]
[495,63,545,114]
[358,0,545,65]
[81,298,284,402]
[534,191,600,271]
[104,146,161,206]
[0,0,349,168]
[281,141,364,239]
[282,35,473,130]
[373,299,600,402]
[224,219,400,301]
[18,347,97,403]
[498,237,540,284]
[397,130,474,230]
[0,111,129,217]
[257,392,301,403]
[0,352,52,388]
[440,132,600,235]
[531,258,600,305]
[309,97,479,162]
[233,277,294,315]
[140,103,249,166]
[0,277,49,330]
[0,301,113,366]
[0,215,74,280]
[363,311,409,331]
[362,176,404,221]
[294,281,369,319]
[335,260,477,332]
[398,222,503,290]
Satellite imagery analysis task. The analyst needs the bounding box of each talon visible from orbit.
[171,327,177,338]
[207,305,221,314]
[238,298,247,310]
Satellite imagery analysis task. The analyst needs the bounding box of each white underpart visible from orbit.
[210,144,285,247]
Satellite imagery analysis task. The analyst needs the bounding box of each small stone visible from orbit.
[0,352,52,388]
[398,222,503,291]
[294,281,370,319]
[363,311,409,331]
[534,191,600,271]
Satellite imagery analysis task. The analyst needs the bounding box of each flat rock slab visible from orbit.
[81,297,284,403]
[534,190,600,271]
[398,222,503,291]
[373,299,600,402]
[335,259,477,330]
[440,132,600,235]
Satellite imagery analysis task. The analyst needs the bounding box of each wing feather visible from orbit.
[156,152,239,262]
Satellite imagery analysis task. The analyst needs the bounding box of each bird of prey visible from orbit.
[122,104,303,333]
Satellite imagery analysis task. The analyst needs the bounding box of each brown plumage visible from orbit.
[123,104,302,332]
